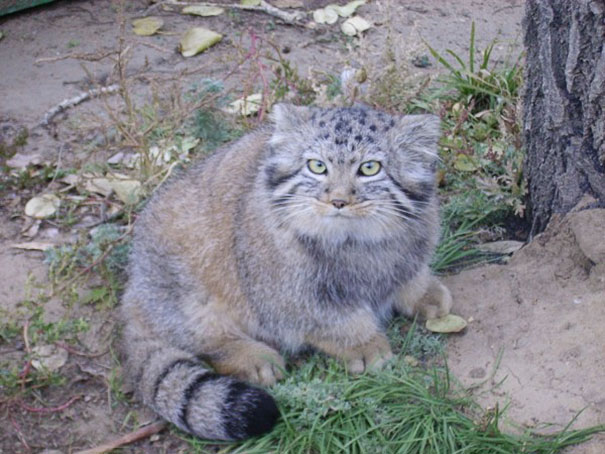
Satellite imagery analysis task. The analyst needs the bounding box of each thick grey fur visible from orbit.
[120,104,451,441]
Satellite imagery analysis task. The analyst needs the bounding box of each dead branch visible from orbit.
[55,342,109,358]
[146,1,306,25]
[41,84,120,127]
[18,395,81,413]
[9,414,30,453]
[35,49,116,64]
[74,421,167,454]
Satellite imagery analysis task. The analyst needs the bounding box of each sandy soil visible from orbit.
[444,205,605,453]
[2,1,604,453]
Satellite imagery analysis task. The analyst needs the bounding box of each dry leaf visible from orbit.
[477,240,524,255]
[341,16,371,36]
[313,8,339,25]
[180,27,222,57]
[107,177,143,205]
[11,241,55,252]
[272,0,303,7]
[21,218,41,238]
[6,153,42,169]
[426,314,468,333]
[24,194,60,219]
[224,93,263,116]
[182,5,225,16]
[31,345,68,371]
[132,16,164,36]
[326,0,366,17]
[59,174,80,186]
[84,177,113,197]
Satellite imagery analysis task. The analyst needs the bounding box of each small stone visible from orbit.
[31,345,68,371]
[569,209,605,264]
[412,55,431,68]
[469,367,486,379]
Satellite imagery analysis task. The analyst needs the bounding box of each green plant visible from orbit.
[425,22,523,114]
[183,321,604,453]
[432,216,488,274]
[45,223,131,307]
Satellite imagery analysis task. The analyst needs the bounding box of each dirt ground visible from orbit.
[2,0,604,453]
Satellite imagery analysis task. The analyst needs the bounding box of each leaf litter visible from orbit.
[132,16,164,36]
[180,27,223,57]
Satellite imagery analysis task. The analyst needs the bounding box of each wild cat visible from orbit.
[120,104,452,441]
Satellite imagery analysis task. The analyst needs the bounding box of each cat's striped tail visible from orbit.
[121,317,279,441]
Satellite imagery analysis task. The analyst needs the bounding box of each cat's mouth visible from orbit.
[316,202,358,218]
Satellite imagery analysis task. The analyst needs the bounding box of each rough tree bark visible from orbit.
[523,0,605,236]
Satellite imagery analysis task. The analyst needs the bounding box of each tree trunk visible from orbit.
[523,0,605,236]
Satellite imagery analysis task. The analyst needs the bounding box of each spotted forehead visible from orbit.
[308,107,396,162]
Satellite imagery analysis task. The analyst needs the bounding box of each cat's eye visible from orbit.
[359,160,381,176]
[307,159,327,175]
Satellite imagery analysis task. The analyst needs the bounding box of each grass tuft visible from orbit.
[182,322,604,454]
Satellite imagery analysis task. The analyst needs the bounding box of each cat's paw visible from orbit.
[398,275,453,320]
[416,279,452,320]
[212,341,285,386]
[345,333,393,374]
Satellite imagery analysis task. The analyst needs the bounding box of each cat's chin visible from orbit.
[293,213,398,244]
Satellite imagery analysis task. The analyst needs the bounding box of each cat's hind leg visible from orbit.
[395,265,452,319]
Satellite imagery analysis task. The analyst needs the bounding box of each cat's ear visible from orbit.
[269,104,313,144]
[391,114,441,162]
[269,104,312,145]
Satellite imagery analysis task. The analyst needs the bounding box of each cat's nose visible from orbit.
[331,199,348,209]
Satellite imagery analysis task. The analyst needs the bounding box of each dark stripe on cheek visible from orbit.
[265,164,301,190]
[387,173,434,204]
[388,192,417,220]
[179,371,221,433]
[271,183,302,207]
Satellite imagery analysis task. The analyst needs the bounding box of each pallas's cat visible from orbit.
[121,104,452,440]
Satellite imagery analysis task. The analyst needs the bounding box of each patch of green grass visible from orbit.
[191,108,243,152]
[0,127,28,161]
[44,223,131,307]
[417,23,528,246]
[0,312,20,343]
[0,296,89,399]
[183,321,603,454]
[425,21,522,115]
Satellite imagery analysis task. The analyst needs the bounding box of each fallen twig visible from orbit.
[18,395,81,413]
[35,49,116,64]
[20,321,32,392]
[146,1,306,25]
[41,84,120,127]
[55,342,109,358]
[9,414,31,453]
[74,421,167,454]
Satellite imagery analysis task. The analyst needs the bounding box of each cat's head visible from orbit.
[263,104,440,243]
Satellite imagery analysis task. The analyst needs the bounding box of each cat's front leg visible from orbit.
[395,265,452,319]
[208,337,285,386]
[306,311,393,374]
